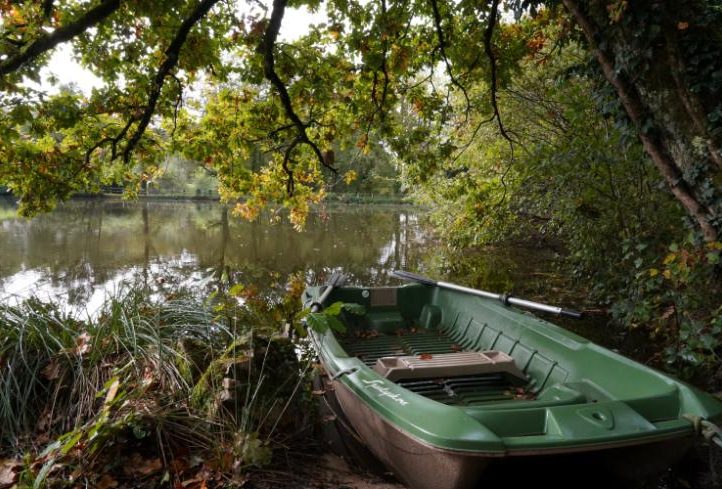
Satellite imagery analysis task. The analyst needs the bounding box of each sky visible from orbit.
[38,4,326,95]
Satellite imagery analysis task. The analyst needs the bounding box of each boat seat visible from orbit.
[374,351,527,382]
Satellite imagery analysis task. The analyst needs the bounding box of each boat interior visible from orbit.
[338,329,533,406]
[323,284,699,438]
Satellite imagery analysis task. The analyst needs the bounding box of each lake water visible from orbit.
[0,198,574,317]
[0,198,434,316]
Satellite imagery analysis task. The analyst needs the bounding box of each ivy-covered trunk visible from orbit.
[563,0,721,241]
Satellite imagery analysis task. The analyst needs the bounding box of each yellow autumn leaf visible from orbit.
[234,201,260,221]
[663,269,672,279]
[648,268,659,277]
[663,253,676,265]
[344,170,357,185]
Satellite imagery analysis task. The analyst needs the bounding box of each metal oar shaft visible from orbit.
[392,270,583,319]
[310,272,347,312]
[438,281,565,315]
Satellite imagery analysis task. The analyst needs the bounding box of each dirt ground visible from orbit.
[245,453,405,489]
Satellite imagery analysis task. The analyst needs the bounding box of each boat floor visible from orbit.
[338,329,532,406]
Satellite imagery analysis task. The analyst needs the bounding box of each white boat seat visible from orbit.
[373,351,526,382]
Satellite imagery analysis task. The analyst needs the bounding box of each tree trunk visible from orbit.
[562,0,718,242]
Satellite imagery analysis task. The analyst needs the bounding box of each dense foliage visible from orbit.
[2,1,718,233]
[408,17,722,381]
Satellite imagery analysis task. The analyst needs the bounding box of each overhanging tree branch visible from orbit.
[429,0,471,121]
[258,0,337,189]
[482,0,514,146]
[122,0,222,164]
[0,0,122,77]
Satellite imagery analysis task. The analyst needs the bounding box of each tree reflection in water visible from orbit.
[0,199,430,316]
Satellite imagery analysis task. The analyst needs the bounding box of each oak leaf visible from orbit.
[0,459,21,489]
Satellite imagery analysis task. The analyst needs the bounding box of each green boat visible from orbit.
[303,274,722,489]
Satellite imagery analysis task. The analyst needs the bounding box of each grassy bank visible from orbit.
[0,288,313,488]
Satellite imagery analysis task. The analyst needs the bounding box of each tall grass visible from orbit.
[0,289,232,447]
[0,282,313,488]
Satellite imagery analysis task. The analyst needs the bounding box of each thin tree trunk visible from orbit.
[562,0,718,241]
[663,30,722,171]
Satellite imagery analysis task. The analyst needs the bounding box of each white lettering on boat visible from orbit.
[360,379,409,406]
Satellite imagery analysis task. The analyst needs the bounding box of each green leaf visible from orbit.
[342,303,366,315]
[327,316,347,333]
[306,313,329,333]
[323,301,344,316]
[293,322,307,338]
[61,431,83,455]
[229,284,245,296]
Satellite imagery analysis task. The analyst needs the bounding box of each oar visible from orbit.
[310,271,347,312]
[391,270,583,319]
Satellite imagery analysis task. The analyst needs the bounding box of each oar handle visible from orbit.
[560,309,584,319]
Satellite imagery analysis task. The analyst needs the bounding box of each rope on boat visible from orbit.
[684,414,722,449]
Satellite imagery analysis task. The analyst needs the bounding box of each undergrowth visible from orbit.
[0,285,311,488]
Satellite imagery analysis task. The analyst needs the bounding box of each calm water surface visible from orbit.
[0,198,428,312]
[0,198,572,316]
[0,198,437,315]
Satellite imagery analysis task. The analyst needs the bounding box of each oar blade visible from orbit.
[326,271,347,288]
[390,270,438,286]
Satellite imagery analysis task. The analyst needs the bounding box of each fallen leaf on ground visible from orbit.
[0,459,22,488]
[124,454,163,477]
[97,474,119,489]
[74,331,92,355]
[41,359,62,380]
[169,458,189,473]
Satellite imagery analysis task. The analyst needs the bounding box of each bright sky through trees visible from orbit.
[34,4,325,95]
